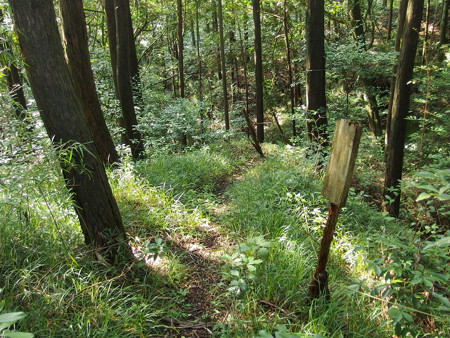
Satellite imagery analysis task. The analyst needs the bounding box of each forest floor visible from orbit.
[160,155,263,337]
[1,137,448,337]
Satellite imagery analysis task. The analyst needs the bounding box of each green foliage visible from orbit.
[257,324,303,338]
[358,232,450,336]
[219,236,272,297]
[135,145,234,207]
[405,168,450,232]
[0,296,33,338]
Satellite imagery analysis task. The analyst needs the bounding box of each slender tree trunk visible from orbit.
[128,12,144,110]
[9,0,130,262]
[59,0,118,164]
[196,0,203,101]
[5,64,27,120]
[103,0,119,97]
[252,0,264,143]
[439,0,449,45]
[387,0,394,41]
[114,0,144,159]
[283,0,296,139]
[383,0,424,217]
[0,9,28,122]
[305,0,328,145]
[177,0,185,98]
[348,0,365,46]
[422,0,431,64]
[235,3,263,157]
[218,0,230,130]
[177,0,187,146]
[386,0,409,145]
[348,0,382,136]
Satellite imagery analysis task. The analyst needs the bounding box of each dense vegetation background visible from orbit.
[0,0,448,336]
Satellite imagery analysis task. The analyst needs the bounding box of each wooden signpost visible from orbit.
[308,120,362,299]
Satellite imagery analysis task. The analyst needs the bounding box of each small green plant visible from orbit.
[256,324,303,338]
[405,168,450,233]
[0,295,34,338]
[220,236,272,297]
[134,237,166,265]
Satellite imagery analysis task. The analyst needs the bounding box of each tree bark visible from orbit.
[383,0,424,217]
[196,0,203,102]
[177,0,185,98]
[218,0,230,130]
[114,0,144,159]
[348,0,382,136]
[102,0,119,97]
[387,0,394,41]
[0,9,28,123]
[439,0,449,45]
[252,0,264,143]
[306,0,328,145]
[9,0,130,262]
[236,9,264,157]
[59,0,118,164]
[283,0,296,139]
[386,0,409,145]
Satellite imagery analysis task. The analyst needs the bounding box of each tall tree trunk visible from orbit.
[5,64,28,121]
[196,0,203,101]
[177,0,185,98]
[348,0,365,46]
[439,0,449,45]
[218,0,230,130]
[237,14,264,157]
[9,0,130,262]
[59,0,118,164]
[283,0,297,139]
[0,9,28,123]
[348,0,382,136]
[386,0,409,145]
[102,0,119,97]
[383,0,424,217]
[305,0,328,145]
[422,0,431,64]
[387,0,394,41]
[128,10,144,110]
[114,0,144,159]
[177,0,187,146]
[252,0,264,143]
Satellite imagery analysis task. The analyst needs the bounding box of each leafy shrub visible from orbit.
[138,98,217,152]
[352,172,450,336]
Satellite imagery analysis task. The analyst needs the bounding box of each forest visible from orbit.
[0,0,449,336]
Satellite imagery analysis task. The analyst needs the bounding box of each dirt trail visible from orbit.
[162,154,263,337]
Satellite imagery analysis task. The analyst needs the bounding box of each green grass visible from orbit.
[1,135,448,337]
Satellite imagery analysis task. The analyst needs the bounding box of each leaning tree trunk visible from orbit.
[114,0,144,159]
[306,0,328,145]
[252,0,265,143]
[59,0,118,164]
[383,0,424,217]
[9,0,130,263]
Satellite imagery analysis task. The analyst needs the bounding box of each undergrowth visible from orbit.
[1,130,448,337]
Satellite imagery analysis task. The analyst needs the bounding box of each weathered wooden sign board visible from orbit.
[308,120,362,299]
[322,120,362,208]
